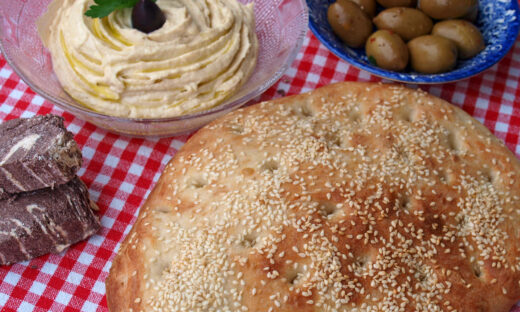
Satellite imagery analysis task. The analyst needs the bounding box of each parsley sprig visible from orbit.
[85,0,155,18]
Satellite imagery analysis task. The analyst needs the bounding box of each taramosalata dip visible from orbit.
[38,0,258,118]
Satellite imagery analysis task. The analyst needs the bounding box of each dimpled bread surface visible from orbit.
[106,82,520,311]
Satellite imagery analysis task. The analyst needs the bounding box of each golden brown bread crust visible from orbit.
[106,82,520,311]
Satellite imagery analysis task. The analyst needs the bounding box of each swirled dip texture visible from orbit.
[39,0,258,118]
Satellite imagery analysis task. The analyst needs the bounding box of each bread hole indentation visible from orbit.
[228,123,244,134]
[396,146,410,162]
[325,132,342,148]
[472,262,482,279]
[319,202,338,218]
[261,160,279,173]
[416,271,427,282]
[241,167,255,176]
[400,196,411,211]
[352,256,369,275]
[240,233,257,248]
[293,103,314,118]
[438,170,449,184]
[474,299,490,312]
[156,206,171,214]
[456,214,469,229]
[400,107,415,122]
[355,258,367,267]
[349,110,361,123]
[446,131,461,151]
[478,169,494,184]
[286,268,304,285]
[151,260,170,279]
[188,177,207,189]
[412,263,428,283]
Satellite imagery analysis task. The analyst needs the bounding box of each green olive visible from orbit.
[366,30,409,71]
[373,8,433,41]
[376,0,416,8]
[408,35,458,74]
[351,0,377,17]
[328,0,373,48]
[432,20,485,59]
[418,0,478,19]
[463,5,479,23]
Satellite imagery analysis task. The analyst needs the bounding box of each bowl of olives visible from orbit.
[307,0,520,83]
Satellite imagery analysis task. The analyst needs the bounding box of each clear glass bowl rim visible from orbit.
[0,0,309,125]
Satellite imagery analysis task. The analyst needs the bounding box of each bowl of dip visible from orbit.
[0,0,308,136]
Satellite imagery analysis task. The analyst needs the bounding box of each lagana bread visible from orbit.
[106,82,520,311]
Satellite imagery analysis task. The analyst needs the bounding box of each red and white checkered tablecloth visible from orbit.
[0,30,520,312]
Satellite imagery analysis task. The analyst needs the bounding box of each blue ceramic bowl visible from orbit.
[307,0,520,84]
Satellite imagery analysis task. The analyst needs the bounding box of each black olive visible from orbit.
[132,0,166,34]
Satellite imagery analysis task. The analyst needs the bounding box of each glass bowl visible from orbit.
[0,0,308,137]
[307,0,520,84]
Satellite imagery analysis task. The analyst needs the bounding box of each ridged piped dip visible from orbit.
[38,0,258,118]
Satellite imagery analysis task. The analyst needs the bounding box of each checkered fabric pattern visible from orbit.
[1,31,520,311]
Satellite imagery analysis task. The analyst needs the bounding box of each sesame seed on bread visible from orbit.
[106,82,520,311]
